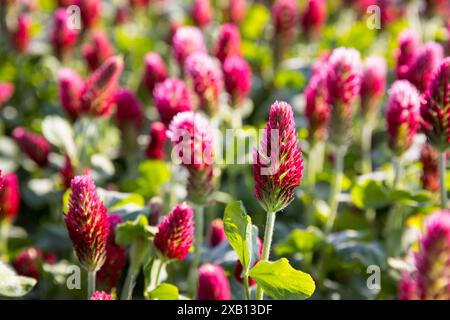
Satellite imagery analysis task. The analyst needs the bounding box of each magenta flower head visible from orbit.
[184,53,223,116]
[234,237,262,286]
[78,0,102,29]
[420,58,450,152]
[12,127,50,167]
[0,82,14,107]
[300,0,327,40]
[396,29,420,80]
[191,0,213,28]
[90,291,112,300]
[11,14,31,53]
[65,175,110,272]
[253,101,304,213]
[0,170,3,194]
[142,52,168,94]
[407,41,444,93]
[214,23,242,63]
[385,80,421,156]
[167,111,215,205]
[197,263,231,300]
[82,31,114,72]
[115,88,144,132]
[360,55,387,120]
[153,202,194,260]
[0,172,20,223]
[272,0,298,41]
[305,69,330,142]
[13,247,42,279]
[227,0,247,24]
[146,121,167,160]
[60,155,75,189]
[153,78,192,126]
[97,214,126,291]
[51,8,79,59]
[172,26,207,66]
[58,68,84,120]
[209,218,226,247]
[326,47,362,145]
[80,56,124,116]
[420,143,440,192]
[223,55,252,106]
[398,210,450,300]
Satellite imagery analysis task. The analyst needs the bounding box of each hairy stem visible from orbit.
[87,271,96,300]
[256,211,276,300]
[325,146,346,233]
[189,204,204,299]
[439,151,447,209]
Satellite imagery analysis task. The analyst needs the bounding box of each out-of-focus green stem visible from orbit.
[438,152,447,209]
[256,211,276,300]
[325,146,346,233]
[87,271,96,300]
[393,156,401,189]
[189,204,204,299]
[361,122,373,174]
[306,141,325,224]
[243,274,251,300]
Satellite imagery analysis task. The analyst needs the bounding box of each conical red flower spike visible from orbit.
[58,68,84,120]
[51,8,79,60]
[80,56,124,116]
[272,0,298,42]
[12,127,51,167]
[11,14,31,53]
[420,57,450,152]
[146,121,167,160]
[360,55,387,121]
[60,155,75,189]
[300,0,326,40]
[90,291,112,300]
[305,68,330,142]
[153,203,194,260]
[142,52,168,94]
[64,175,110,272]
[115,88,144,132]
[172,26,207,67]
[253,101,304,213]
[419,144,440,192]
[396,29,420,80]
[385,80,421,156]
[197,263,231,300]
[153,79,192,126]
[209,219,226,247]
[13,247,42,279]
[191,0,213,28]
[0,172,20,223]
[223,55,252,106]
[82,31,114,72]
[214,23,242,63]
[78,0,102,29]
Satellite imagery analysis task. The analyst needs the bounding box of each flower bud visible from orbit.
[227,0,247,24]
[360,55,387,120]
[172,26,207,66]
[58,68,84,120]
[300,0,326,39]
[191,0,212,28]
[51,8,79,59]
[142,52,168,94]
[214,23,241,63]
[272,0,298,41]
[115,88,144,132]
[0,172,20,223]
[223,55,252,106]
[209,219,226,247]
[395,30,420,80]
[12,127,51,167]
[419,144,440,192]
[153,79,192,126]
[146,121,167,160]
[78,0,102,29]
[82,31,114,72]
[305,69,330,142]
[13,247,42,279]
[11,14,31,53]
[197,263,231,300]
[60,155,75,189]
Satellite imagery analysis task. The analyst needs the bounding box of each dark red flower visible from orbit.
[191,0,213,28]
[197,263,231,300]
[396,30,420,80]
[13,247,42,279]
[145,122,167,160]
[12,127,51,167]
[115,88,144,132]
[214,23,242,63]
[11,14,31,53]
[0,172,20,223]
[58,68,84,120]
[305,68,330,142]
[51,8,79,59]
[419,144,440,192]
[60,155,75,189]
[360,55,387,120]
[300,0,326,39]
[77,0,102,29]
[272,0,298,41]
[82,31,114,72]
[223,55,252,106]
[142,52,168,94]
[209,219,226,247]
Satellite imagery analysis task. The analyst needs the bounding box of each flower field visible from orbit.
[0,0,449,301]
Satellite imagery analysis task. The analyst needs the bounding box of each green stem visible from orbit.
[190,205,204,299]
[438,151,447,209]
[0,222,10,262]
[361,122,373,174]
[256,211,276,300]
[154,260,165,287]
[243,274,251,300]
[87,271,96,299]
[121,265,135,300]
[393,156,401,189]
[325,146,346,233]
[120,238,148,300]
[306,141,324,225]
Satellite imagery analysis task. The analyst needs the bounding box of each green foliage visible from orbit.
[0,262,37,297]
[115,215,155,247]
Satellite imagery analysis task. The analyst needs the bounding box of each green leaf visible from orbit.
[275,228,323,256]
[249,258,315,300]
[0,261,37,297]
[115,215,155,246]
[351,179,389,209]
[148,283,179,300]
[42,116,76,159]
[223,201,259,273]
[135,160,171,198]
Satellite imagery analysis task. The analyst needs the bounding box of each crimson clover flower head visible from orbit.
[360,55,387,119]
[11,14,31,53]
[272,0,298,39]
[0,82,15,107]
[60,155,75,189]
[146,121,167,160]
[153,202,194,260]
[305,68,330,142]
[184,53,223,116]
[420,57,450,152]
[326,47,362,145]
[406,41,444,93]
[13,247,42,279]
[385,80,421,156]
[253,101,304,213]
[58,68,84,120]
[115,88,144,131]
[214,23,242,63]
[80,55,124,116]
[65,175,110,272]
[97,214,126,291]
[191,0,213,28]
[396,29,420,79]
[12,127,51,167]
[167,111,215,204]
[51,8,79,59]
[419,143,440,192]
[227,0,247,24]
[0,170,3,194]
[153,78,192,126]
[78,0,102,29]
[300,0,327,39]
[0,172,20,223]
[209,218,226,248]
[142,52,168,94]
[234,237,263,286]
[172,26,207,66]
[223,55,252,106]
[81,31,114,72]
[399,210,450,299]
[197,263,231,300]
[90,291,113,300]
